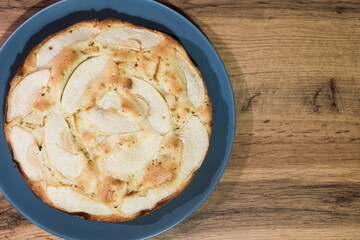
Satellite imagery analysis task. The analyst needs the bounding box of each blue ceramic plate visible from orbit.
[0,0,235,239]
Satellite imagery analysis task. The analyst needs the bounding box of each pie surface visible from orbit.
[3,19,212,222]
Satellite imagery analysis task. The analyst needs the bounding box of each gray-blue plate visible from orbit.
[0,0,236,239]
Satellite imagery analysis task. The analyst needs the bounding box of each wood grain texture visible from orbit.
[1,0,360,239]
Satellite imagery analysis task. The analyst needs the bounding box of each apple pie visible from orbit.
[4,19,212,222]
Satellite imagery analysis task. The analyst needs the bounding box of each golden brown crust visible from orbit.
[3,18,212,222]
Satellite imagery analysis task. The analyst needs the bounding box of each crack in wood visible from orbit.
[313,88,322,112]
[329,78,339,113]
[241,92,260,113]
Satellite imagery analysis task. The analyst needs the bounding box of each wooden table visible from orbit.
[1,0,360,239]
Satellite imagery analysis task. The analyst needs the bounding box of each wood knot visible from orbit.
[335,6,345,14]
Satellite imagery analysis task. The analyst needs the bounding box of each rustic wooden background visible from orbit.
[1,0,360,239]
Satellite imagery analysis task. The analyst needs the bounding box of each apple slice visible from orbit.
[36,27,99,68]
[47,186,112,216]
[44,111,85,179]
[133,95,149,117]
[120,187,175,216]
[176,52,205,108]
[97,91,120,110]
[62,56,108,115]
[81,109,139,135]
[178,116,209,180]
[10,127,43,181]
[7,69,50,122]
[131,77,170,134]
[96,27,161,49]
[104,133,162,175]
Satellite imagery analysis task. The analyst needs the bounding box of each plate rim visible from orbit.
[0,0,236,239]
